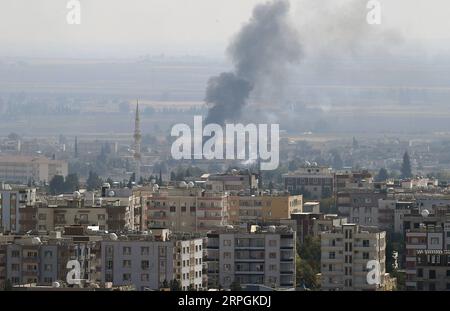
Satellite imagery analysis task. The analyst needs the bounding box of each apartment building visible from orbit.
[283,165,334,199]
[404,207,450,290]
[147,185,228,232]
[0,156,68,184]
[291,212,347,243]
[19,191,139,233]
[206,225,296,290]
[228,192,302,225]
[0,184,36,233]
[320,224,389,291]
[335,170,374,193]
[339,190,386,225]
[415,249,450,291]
[100,230,204,291]
[3,232,101,287]
[202,171,259,192]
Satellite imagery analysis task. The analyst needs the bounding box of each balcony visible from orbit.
[22,257,39,263]
[23,270,38,277]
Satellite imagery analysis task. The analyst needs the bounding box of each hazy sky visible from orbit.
[1,0,449,58]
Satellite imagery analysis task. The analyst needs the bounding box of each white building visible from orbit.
[101,230,204,291]
[0,156,68,184]
[206,225,296,289]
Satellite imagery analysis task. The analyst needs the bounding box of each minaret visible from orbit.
[133,100,142,183]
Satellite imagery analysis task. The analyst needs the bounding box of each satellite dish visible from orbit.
[421,209,430,218]
[109,233,118,240]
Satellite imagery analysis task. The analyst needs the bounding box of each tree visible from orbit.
[297,236,321,289]
[64,173,80,192]
[49,175,65,194]
[160,279,169,290]
[375,168,389,182]
[401,151,412,179]
[169,279,181,291]
[86,171,103,191]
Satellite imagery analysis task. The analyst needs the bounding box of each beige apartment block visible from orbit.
[228,193,303,224]
[321,224,388,291]
[0,156,68,184]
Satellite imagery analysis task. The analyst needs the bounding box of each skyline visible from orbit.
[0,0,450,59]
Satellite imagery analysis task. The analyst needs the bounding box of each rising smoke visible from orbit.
[205,0,302,125]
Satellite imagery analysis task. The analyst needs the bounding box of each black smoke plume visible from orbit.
[205,0,302,125]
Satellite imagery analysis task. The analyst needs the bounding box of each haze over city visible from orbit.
[0,0,450,298]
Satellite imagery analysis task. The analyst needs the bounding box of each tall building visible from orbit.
[3,233,101,287]
[133,101,142,183]
[403,207,450,290]
[147,185,228,232]
[0,184,36,233]
[283,164,334,199]
[320,224,391,291]
[19,191,140,233]
[206,225,296,290]
[101,230,204,291]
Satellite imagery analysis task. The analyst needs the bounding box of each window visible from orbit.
[98,214,106,221]
[269,264,277,271]
[44,264,52,272]
[345,255,353,264]
[328,264,333,272]
[106,260,113,269]
[141,247,149,255]
[141,260,149,270]
[11,250,20,258]
[345,243,353,252]
[123,260,132,268]
[363,252,369,260]
[223,240,231,246]
[38,214,46,220]
[329,252,336,259]
[269,240,277,247]
[429,270,436,279]
[363,240,370,247]
[141,274,149,282]
[123,274,131,282]
[44,251,53,258]
[181,206,186,213]
[11,264,20,271]
[429,283,436,291]
[170,206,176,213]
[447,270,450,277]
[224,264,231,272]
[417,268,423,278]
[123,247,131,255]
[430,237,439,245]
[269,252,277,259]
[224,252,231,259]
